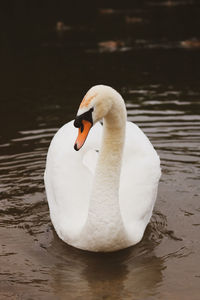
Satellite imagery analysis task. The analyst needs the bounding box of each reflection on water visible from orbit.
[1,1,200,299]
[48,236,164,300]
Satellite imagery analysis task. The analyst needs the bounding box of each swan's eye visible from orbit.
[74,108,94,129]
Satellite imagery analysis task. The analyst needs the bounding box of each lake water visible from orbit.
[0,1,200,299]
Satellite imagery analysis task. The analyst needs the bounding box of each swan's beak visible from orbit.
[74,120,92,151]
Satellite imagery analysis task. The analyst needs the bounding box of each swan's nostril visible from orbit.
[80,123,84,133]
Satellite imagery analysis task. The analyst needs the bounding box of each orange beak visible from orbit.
[74,120,92,151]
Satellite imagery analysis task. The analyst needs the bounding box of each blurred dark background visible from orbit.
[0,0,200,142]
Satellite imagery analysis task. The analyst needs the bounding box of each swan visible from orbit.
[44,85,161,252]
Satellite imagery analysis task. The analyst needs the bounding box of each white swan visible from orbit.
[44,85,161,252]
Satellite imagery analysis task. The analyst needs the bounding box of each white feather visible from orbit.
[44,85,161,252]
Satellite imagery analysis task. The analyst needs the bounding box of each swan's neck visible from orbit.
[81,96,129,251]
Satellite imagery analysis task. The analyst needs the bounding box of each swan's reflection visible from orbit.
[46,215,165,299]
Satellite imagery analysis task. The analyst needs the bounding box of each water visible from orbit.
[0,1,200,299]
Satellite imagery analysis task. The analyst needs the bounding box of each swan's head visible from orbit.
[73,85,115,151]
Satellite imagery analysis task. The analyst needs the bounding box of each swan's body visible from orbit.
[45,85,161,252]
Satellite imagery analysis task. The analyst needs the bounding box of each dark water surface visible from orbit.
[0,1,200,299]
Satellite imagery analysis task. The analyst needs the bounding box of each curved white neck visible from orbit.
[80,94,129,251]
